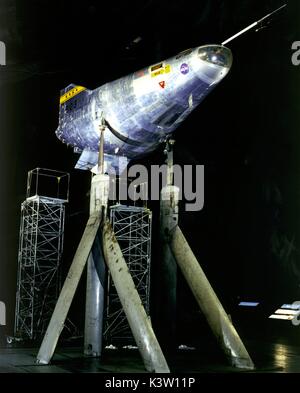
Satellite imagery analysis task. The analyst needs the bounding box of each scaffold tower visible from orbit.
[14,168,69,340]
[104,205,152,346]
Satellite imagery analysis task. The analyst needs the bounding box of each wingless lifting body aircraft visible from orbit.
[56,5,286,177]
[55,5,286,174]
[56,45,232,174]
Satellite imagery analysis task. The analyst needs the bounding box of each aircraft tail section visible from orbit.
[56,83,93,147]
[58,83,92,119]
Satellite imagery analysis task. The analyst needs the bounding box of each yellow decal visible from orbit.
[164,64,171,74]
[151,64,171,78]
[151,68,165,77]
[151,63,163,72]
[60,85,86,105]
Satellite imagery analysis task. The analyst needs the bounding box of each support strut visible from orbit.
[170,226,254,369]
[102,220,170,373]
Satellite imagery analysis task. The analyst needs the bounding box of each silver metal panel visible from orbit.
[84,174,110,357]
[84,241,105,357]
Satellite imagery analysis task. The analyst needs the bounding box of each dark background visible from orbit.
[0,0,300,351]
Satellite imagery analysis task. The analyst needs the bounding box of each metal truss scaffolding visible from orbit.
[14,168,69,340]
[104,205,152,346]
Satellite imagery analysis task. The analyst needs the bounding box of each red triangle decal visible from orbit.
[159,81,165,89]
